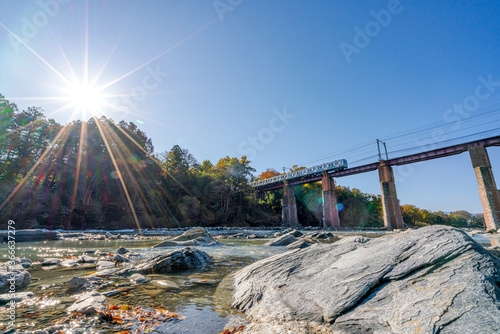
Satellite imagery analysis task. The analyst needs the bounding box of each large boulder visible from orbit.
[171,227,216,244]
[232,225,500,333]
[134,247,211,274]
[0,263,31,292]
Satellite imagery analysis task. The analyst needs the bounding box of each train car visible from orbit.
[251,159,348,187]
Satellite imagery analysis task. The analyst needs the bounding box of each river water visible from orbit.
[0,238,287,334]
[1,232,498,333]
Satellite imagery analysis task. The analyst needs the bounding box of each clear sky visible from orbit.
[1,0,499,213]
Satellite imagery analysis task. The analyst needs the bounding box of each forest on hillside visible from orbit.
[0,95,486,230]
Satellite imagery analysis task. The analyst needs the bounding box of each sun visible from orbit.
[63,80,106,117]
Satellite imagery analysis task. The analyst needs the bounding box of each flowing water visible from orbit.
[0,238,288,334]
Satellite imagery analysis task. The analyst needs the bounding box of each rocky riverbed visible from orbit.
[0,226,499,333]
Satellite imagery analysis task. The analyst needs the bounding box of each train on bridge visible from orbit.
[251,159,348,188]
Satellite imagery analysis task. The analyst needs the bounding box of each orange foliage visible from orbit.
[258,169,281,180]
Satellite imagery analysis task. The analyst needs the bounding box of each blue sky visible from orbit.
[1,0,499,213]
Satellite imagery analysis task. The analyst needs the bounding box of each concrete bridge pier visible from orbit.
[469,145,500,231]
[378,162,404,229]
[282,182,299,226]
[257,190,265,201]
[322,173,340,228]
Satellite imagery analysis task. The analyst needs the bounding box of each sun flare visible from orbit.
[64,81,105,116]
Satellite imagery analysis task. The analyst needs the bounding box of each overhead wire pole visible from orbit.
[377,139,389,161]
[377,139,381,160]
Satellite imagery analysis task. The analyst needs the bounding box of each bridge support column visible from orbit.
[322,174,340,228]
[378,163,404,230]
[282,182,299,227]
[257,190,265,201]
[469,146,500,231]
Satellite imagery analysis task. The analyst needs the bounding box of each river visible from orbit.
[0,238,287,334]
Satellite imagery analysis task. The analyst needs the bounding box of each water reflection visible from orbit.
[0,238,287,333]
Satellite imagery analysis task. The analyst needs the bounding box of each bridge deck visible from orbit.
[256,135,500,191]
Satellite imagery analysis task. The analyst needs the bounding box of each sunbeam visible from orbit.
[101,19,217,90]
[93,116,142,231]
[0,125,69,211]
[68,121,87,219]
[0,22,71,85]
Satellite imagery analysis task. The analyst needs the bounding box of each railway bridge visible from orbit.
[250,135,500,231]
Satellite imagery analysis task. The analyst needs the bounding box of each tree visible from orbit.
[258,169,281,180]
[401,204,423,226]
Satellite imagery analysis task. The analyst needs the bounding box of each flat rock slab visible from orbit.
[0,229,63,242]
[232,225,500,333]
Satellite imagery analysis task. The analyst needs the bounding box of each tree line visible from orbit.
[0,95,486,229]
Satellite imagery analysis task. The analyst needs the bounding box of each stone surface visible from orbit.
[61,259,78,267]
[285,239,310,249]
[0,263,31,292]
[9,258,32,269]
[130,273,147,283]
[152,240,178,248]
[77,255,97,264]
[201,241,224,247]
[288,230,304,238]
[113,254,130,263]
[134,247,211,274]
[42,258,61,266]
[67,290,106,315]
[151,279,180,290]
[117,246,130,255]
[66,276,89,290]
[0,291,34,305]
[96,261,115,270]
[265,234,297,246]
[232,225,500,333]
[0,229,62,242]
[170,227,216,244]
